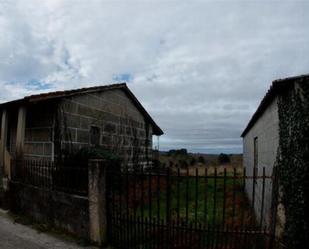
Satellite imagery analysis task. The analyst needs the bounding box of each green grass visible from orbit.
[149,177,242,225]
[110,173,259,249]
[115,172,251,227]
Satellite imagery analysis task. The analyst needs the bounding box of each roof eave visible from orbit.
[241,74,309,137]
[153,127,164,136]
[0,82,164,136]
[122,85,164,136]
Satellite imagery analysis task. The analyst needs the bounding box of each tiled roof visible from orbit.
[0,83,163,135]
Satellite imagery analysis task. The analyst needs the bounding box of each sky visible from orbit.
[0,0,309,154]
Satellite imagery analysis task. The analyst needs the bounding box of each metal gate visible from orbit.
[106,166,278,249]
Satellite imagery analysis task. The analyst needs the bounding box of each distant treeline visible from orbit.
[157,149,242,168]
[167,148,188,156]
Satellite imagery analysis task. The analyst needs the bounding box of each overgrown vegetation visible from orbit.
[111,169,254,227]
[140,175,252,227]
[277,80,309,248]
[74,146,121,162]
[109,169,261,249]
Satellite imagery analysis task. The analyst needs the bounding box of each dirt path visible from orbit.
[0,209,98,249]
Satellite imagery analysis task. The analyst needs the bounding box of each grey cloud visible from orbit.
[0,0,309,153]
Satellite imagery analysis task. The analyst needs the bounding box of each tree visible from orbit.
[169,160,174,168]
[167,148,188,156]
[190,157,197,166]
[218,153,230,165]
[198,156,205,164]
[179,160,189,168]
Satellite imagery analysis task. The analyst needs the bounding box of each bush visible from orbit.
[152,158,160,169]
[169,161,174,168]
[218,153,230,165]
[198,156,205,164]
[167,149,188,156]
[73,146,121,171]
[74,146,120,161]
[190,157,197,166]
[179,160,188,168]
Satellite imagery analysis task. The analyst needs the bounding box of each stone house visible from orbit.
[0,83,163,180]
[241,74,309,229]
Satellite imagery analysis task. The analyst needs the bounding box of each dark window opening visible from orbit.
[90,126,100,146]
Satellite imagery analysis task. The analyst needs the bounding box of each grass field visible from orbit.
[112,167,255,228]
[109,167,264,249]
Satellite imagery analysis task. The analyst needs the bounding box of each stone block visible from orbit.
[65,128,77,142]
[80,116,89,129]
[87,95,101,109]
[44,143,52,156]
[126,127,131,136]
[139,129,146,137]
[104,123,116,134]
[103,112,119,124]
[77,130,89,143]
[24,143,44,155]
[77,104,92,117]
[101,135,112,145]
[62,100,78,114]
[9,182,90,239]
[33,128,51,142]
[107,104,122,115]
[65,113,80,128]
[88,160,108,245]
[118,125,126,135]
[74,94,89,106]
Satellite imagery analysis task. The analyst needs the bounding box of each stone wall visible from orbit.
[55,89,153,166]
[243,96,279,226]
[3,89,155,165]
[9,181,89,239]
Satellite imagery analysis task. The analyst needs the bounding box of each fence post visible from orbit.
[88,159,108,246]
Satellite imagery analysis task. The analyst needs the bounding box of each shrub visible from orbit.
[73,146,121,170]
[198,156,205,164]
[190,157,197,166]
[218,153,230,165]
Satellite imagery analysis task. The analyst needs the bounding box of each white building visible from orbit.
[241,74,309,227]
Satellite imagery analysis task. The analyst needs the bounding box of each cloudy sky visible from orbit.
[0,0,308,153]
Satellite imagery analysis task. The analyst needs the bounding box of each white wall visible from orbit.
[243,96,279,227]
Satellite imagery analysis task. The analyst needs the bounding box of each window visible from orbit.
[253,137,258,180]
[90,126,100,146]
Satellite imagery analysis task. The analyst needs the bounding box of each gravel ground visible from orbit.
[0,209,98,249]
